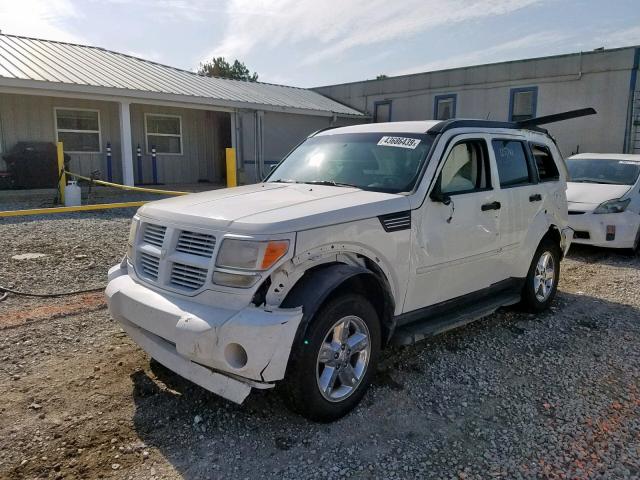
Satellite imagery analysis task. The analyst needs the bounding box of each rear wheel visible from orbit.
[282,293,380,422]
[520,237,561,312]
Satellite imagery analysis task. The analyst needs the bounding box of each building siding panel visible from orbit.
[0,93,121,178]
[314,47,639,156]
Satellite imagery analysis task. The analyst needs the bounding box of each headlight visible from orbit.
[213,239,289,288]
[127,216,140,259]
[216,239,289,271]
[593,198,630,214]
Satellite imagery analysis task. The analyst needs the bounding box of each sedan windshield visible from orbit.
[266,132,435,194]
[567,158,640,186]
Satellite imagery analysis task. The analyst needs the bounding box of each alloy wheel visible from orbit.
[533,251,555,302]
[316,315,371,402]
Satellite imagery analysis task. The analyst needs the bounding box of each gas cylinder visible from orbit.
[65,180,82,207]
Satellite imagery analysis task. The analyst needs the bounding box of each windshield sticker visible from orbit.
[619,161,640,165]
[377,136,421,149]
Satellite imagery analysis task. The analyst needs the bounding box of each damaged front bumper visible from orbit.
[560,226,574,257]
[105,262,302,404]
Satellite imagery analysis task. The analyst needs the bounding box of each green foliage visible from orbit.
[197,57,259,82]
[376,74,388,80]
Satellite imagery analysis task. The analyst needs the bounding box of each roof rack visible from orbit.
[428,108,597,134]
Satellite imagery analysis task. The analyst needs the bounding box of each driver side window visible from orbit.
[439,139,491,195]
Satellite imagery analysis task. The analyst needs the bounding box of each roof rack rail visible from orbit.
[514,107,596,128]
[427,108,597,134]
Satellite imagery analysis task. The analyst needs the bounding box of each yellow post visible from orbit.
[225,148,237,187]
[56,141,65,204]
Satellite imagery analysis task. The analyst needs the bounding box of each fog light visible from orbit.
[224,343,248,369]
[606,225,616,241]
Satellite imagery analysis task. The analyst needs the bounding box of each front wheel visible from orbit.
[520,237,561,312]
[282,293,381,422]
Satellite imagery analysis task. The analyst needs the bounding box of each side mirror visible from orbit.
[429,177,451,205]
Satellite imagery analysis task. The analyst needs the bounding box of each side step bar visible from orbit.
[391,292,521,346]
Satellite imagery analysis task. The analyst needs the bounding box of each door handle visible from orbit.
[481,201,501,211]
[529,193,542,202]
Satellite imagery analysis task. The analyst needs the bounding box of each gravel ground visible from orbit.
[1,210,639,480]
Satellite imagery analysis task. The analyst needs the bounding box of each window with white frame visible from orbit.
[145,114,182,154]
[55,108,101,153]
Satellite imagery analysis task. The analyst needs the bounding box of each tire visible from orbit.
[520,237,561,312]
[282,293,381,422]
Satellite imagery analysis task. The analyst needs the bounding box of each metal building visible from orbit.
[0,34,364,186]
[314,46,640,157]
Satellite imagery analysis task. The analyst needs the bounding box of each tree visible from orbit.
[376,74,388,80]
[197,57,259,82]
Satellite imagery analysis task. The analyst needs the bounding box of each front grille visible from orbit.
[143,223,167,247]
[170,263,209,291]
[134,222,221,294]
[176,230,216,258]
[574,231,590,239]
[140,252,160,279]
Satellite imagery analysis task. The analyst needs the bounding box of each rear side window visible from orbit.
[530,143,559,182]
[491,139,532,187]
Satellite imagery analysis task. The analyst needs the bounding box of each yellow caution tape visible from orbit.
[1,172,192,217]
[0,202,149,218]
[65,171,189,196]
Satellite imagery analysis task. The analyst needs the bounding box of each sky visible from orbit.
[0,0,639,87]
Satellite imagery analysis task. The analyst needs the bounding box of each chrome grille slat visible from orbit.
[143,224,167,247]
[176,231,216,258]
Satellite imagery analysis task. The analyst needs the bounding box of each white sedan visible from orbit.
[566,153,640,250]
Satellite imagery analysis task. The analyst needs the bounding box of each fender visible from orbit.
[281,263,395,350]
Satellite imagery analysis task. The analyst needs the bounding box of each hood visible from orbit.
[566,182,631,208]
[139,183,409,234]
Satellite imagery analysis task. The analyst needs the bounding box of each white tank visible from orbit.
[65,181,82,207]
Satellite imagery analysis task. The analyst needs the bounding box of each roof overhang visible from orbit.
[0,77,366,118]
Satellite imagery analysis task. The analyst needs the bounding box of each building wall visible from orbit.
[129,104,224,184]
[0,93,227,184]
[0,93,122,179]
[237,110,363,184]
[315,47,640,157]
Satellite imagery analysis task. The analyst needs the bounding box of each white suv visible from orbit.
[107,117,576,421]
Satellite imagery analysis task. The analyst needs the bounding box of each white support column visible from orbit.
[119,101,135,186]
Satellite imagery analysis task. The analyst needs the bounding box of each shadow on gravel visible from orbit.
[126,291,640,479]
[567,243,639,269]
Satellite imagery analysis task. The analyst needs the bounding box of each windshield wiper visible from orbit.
[270,179,297,183]
[300,180,361,189]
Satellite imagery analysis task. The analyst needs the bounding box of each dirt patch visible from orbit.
[1,216,639,479]
[0,292,105,329]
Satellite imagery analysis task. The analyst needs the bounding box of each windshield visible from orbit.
[266,132,435,194]
[566,158,640,185]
